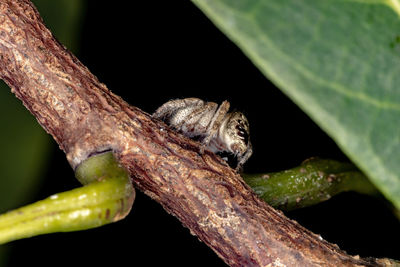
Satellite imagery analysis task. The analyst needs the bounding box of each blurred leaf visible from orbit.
[0,0,84,264]
[0,87,50,214]
[35,0,84,54]
[191,0,400,209]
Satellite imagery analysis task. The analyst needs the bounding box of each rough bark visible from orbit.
[0,1,388,266]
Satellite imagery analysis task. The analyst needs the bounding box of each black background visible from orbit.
[5,1,399,265]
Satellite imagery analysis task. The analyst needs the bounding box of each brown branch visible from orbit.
[0,1,389,266]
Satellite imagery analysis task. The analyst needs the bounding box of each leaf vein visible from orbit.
[243,12,400,110]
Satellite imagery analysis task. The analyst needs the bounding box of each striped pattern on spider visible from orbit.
[153,98,252,171]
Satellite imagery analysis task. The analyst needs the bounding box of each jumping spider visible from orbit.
[153,98,252,171]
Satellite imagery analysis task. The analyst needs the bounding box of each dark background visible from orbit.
[6,1,399,265]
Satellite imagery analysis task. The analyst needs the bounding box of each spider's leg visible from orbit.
[152,98,204,120]
[201,100,230,153]
[235,141,253,172]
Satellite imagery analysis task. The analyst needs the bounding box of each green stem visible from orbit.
[0,152,134,244]
[0,155,394,244]
[243,158,380,211]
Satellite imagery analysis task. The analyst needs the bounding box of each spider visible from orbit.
[153,98,252,171]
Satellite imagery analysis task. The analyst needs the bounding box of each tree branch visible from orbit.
[0,1,390,266]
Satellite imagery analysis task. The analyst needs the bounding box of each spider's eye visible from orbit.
[236,124,249,145]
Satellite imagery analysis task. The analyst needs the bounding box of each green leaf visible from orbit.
[191,0,400,209]
[0,0,84,264]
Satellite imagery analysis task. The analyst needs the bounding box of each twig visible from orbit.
[243,158,379,211]
[0,152,134,244]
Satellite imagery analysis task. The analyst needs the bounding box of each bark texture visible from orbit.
[0,1,388,266]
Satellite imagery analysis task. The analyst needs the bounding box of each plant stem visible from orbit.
[0,152,134,244]
[243,158,379,211]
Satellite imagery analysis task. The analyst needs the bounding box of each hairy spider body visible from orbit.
[153,98,252,170]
